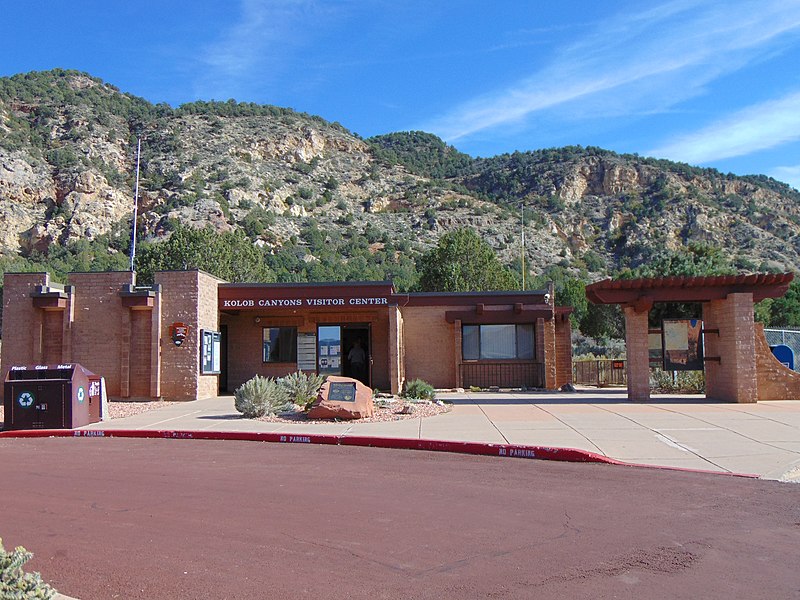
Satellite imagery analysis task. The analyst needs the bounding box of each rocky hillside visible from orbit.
[1,69,799,282]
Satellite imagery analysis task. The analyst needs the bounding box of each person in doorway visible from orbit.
[347,338,367,383]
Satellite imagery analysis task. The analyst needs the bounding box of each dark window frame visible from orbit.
[262,326,298,363]
[462,323,535,361]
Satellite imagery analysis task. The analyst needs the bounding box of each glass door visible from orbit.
[317,325,342,376]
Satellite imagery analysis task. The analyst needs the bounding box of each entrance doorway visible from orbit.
[317,323,371,387]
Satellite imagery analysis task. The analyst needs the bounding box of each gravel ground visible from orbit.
[105,400,183,419]
[1,399,449,428]
[257,399,450,424]
[0,401,181,429]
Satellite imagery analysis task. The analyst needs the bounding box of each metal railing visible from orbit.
[573,359,627,387]
[460,361,545,389]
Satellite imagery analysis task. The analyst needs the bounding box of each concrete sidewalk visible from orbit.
[84,387,800,480]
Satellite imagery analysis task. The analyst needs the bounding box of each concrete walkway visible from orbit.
[83,387,800,480]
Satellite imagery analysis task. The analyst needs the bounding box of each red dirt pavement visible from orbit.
[0,438,798,600]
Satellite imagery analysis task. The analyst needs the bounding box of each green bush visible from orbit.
[234,375,291,418]
[402,378,436,401]
[279,371,325,411]
[0,537,56,599]
[650,369,705,394]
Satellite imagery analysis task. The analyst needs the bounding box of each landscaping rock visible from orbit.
[307,376,374,420]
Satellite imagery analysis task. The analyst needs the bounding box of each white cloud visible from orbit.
[424,0,800,142]
[771,165,800,192]
[195,0,321,99]
[648,91,800,163]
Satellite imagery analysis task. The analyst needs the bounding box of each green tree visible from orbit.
[416,228,518,292]
[135,226,274,283]
[764,280,800,327]
[619,243,736,279]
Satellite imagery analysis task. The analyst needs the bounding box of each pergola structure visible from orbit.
[586,273,795,403]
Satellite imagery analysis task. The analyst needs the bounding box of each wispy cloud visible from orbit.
[648,91,800,163]
[771,165,800,191]
[195,0,323,99]
[424,0,800,142]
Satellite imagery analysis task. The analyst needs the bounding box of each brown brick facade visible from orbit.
[155,270,223,401]
[702,293,757,403]
[624,306,650,402]
[4,273,571,402]
[754,323,800,400]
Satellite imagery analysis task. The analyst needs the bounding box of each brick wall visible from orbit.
[1,273,50,400]
[42,309,64,364]
[155,270,223,401]
[703,293,757,403]
[222,308,390,393]
[129,309,153,397]
[624,306,650,401]
[67,272,136,398]
[400,306,457,389]
[754,323,800,400]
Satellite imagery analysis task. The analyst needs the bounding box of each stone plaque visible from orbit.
[328,382,357,402]
[307,376,374,420]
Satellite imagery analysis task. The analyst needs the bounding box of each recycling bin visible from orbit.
[3,364,102,430]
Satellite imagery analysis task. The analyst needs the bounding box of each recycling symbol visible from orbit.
[18,391,34,408]
[77,387,85,403]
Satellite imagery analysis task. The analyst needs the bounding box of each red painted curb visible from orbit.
[0,428,759,478]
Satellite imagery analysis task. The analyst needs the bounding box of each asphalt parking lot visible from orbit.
[1,437,799,600]
[82,388,800,479]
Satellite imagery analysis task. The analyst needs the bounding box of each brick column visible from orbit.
[542,318,557,390]
[624,305,650,402]
[454,319,463,389]
[705,293,757,403]
[554,313,573,388]
[388,307,403,395]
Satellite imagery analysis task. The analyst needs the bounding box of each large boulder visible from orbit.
[307,376,374,420]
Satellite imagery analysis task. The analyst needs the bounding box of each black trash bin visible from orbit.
[3,364,102,430]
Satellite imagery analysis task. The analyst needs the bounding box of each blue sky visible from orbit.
[3,1,800,189]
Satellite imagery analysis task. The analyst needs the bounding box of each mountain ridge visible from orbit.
[1,69,798,288]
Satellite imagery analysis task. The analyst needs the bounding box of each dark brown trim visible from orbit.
[587,272,793,305]
[32,297,67,309]
[446,307,553,324]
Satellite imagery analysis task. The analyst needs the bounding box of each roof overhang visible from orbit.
[586,273,794,306]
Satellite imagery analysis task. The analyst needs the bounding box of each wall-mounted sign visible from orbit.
[662,319,704,371]
[201,330,222,374]
[169,322,190,347]
[220,296,390,309]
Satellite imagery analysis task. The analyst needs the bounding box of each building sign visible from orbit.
[169,322,190,347]
[662,319,704,371]
[220,296,391,309]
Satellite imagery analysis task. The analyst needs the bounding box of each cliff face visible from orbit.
[1,70,799,277]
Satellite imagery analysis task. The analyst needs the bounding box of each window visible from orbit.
[462,324,535,360]
[262,327,297,363]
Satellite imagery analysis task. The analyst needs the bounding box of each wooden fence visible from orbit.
[572,359,627,387]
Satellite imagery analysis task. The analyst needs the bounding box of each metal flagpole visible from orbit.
[129,137,141,273]
[521,202,525,290]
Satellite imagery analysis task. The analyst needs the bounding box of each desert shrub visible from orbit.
[279,371,325,411]
[0,537,56,599]
[234,375,290,418]
[650,369,705,394]
[402,378,436,401]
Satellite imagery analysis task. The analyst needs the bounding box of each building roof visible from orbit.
[586,272,794,305]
